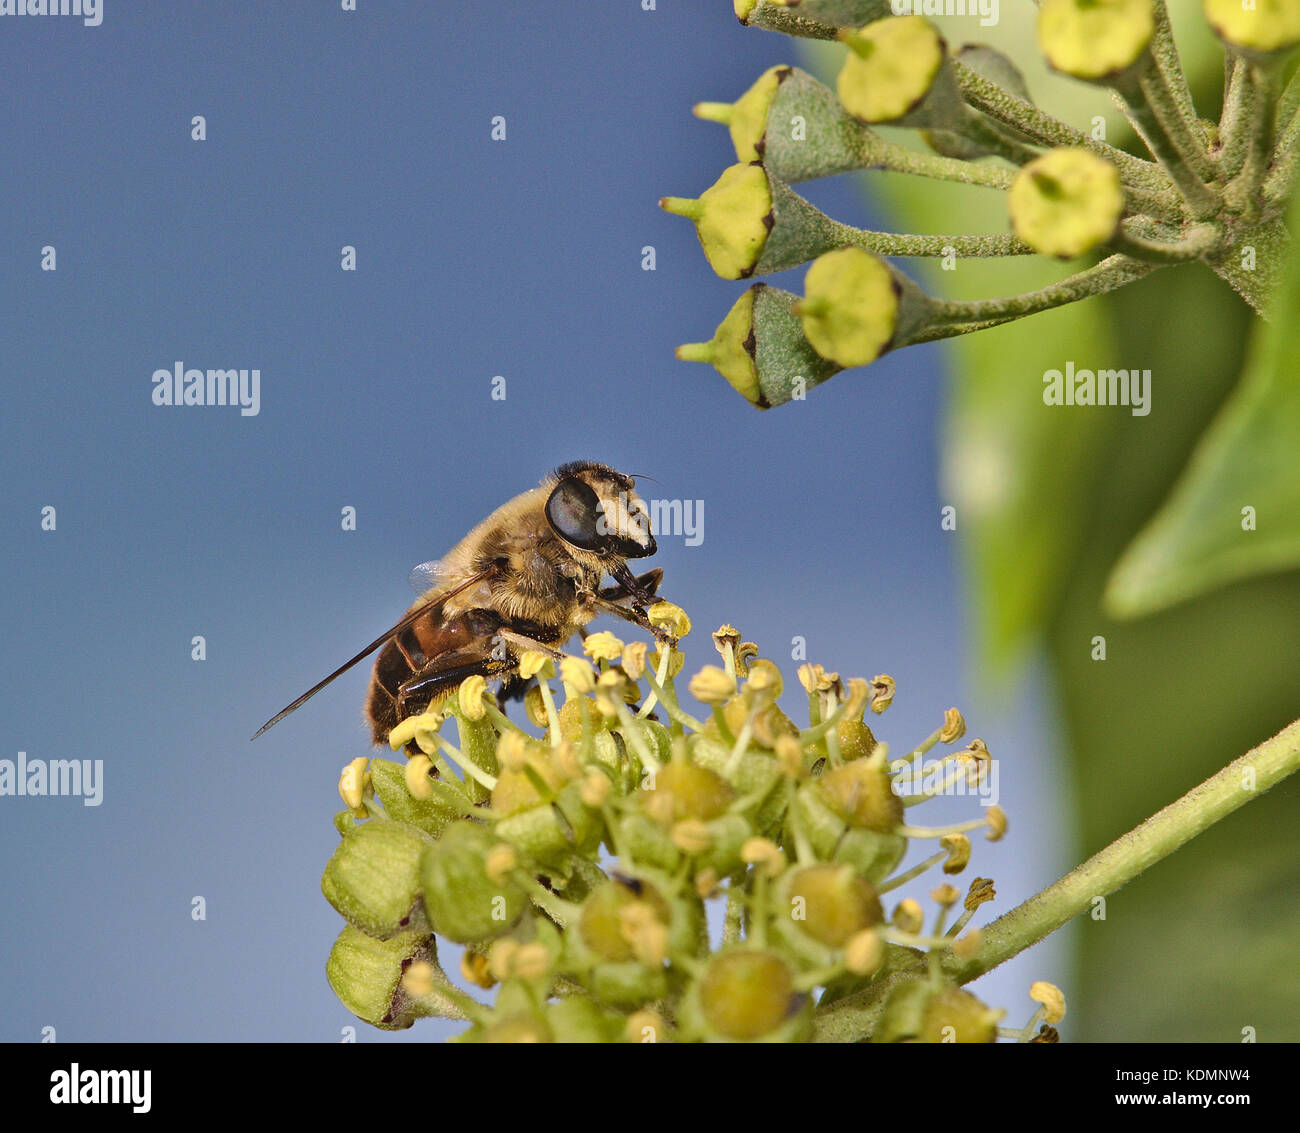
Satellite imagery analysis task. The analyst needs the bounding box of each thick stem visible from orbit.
[813,717,1300,1042]
[1225,64,1280,223]
[1209,216,1292,320]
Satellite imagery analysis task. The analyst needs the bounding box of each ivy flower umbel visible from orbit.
[671,3,1300,407]
[319,610,1026,1042]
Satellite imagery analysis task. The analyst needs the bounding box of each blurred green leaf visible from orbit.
[1105,192,1300,618]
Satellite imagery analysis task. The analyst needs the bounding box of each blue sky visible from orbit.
[0,2,1065,1041]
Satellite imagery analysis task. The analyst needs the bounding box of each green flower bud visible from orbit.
[1008,148,1125,258]
[797,247,930,368]
[493,780,604,871]
[818,754,904,832]
[689,950,811,1042]
[320,819,433,939]
[834,826,907,883]
[473,1011,554,1043]
[491,744,570,816]
[579,878,675,963]
[367,757,460,837]
[618,812,682,872]
[419,822,528,942]
[875,981,1004,1043]
[690,731,782,803]
[588,729,642,794]
[1204,0,1300,56]
[544,996,627,1043]
[638,759,735,825]
[837,17,963,128]
[326,927,442,1031]
[698,66,891,183]
[677,285,841,409]
[924,45,1031,160]
[1037,0,1154,82]
[661,162,862,280]
[785,863,884,947]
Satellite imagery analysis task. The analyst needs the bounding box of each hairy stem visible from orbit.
[1118,73,1220,218]
[814,717,1300,1042]
[832,222,1033,259]
[953,60,1170,193]
[927,255,1157,327]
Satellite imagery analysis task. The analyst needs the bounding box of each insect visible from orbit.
[252,461,669,747]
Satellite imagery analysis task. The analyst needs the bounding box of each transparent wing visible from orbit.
[408,559,452,596]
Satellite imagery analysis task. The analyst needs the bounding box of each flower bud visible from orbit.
[1203,0,1300,56]
[367,757,461,837]
[579,878,674,964]
[639,760,735,826]
[691,950,810,1042]
[818,755,904,832]
[678,284,841,410]
[419,821,528,942]
[326,927,442,1031]
[698,65,891,183]
[797,247,930,368]
[837,17,964,128]
[1037,0,1154,82]
[875,981,1003,1043]
[1008,148,1125,259]
[321,819,432,939]
[662,162,868,281]
[785,863,884,947]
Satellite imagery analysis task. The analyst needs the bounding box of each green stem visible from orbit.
[957,110,1042,167]
[1118,72,1220,219]
[926,255,1157,328]
[953,60,1169,193]
[1263,122,1299,212]
[1149,1,1204,147]
[813,717,1300,1042]
[1108,220,1221,264]
[832,222,1032,259]
[870,136,1016,191]
[1225,64,1280,222]
[1217,54,1255,179]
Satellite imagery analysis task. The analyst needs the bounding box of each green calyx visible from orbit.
[321,819,433,939]
[676,284,842,408]
[697,65,890,184]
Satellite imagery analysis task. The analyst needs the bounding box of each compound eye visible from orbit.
[545,477,602,551]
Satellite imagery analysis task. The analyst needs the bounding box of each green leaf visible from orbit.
[1105,196,1300,618]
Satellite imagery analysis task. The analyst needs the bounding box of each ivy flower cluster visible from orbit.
[665,1,1300,408]
[321,603,1062,1042]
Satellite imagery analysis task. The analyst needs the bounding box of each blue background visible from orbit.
[0,1,1065,1041]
